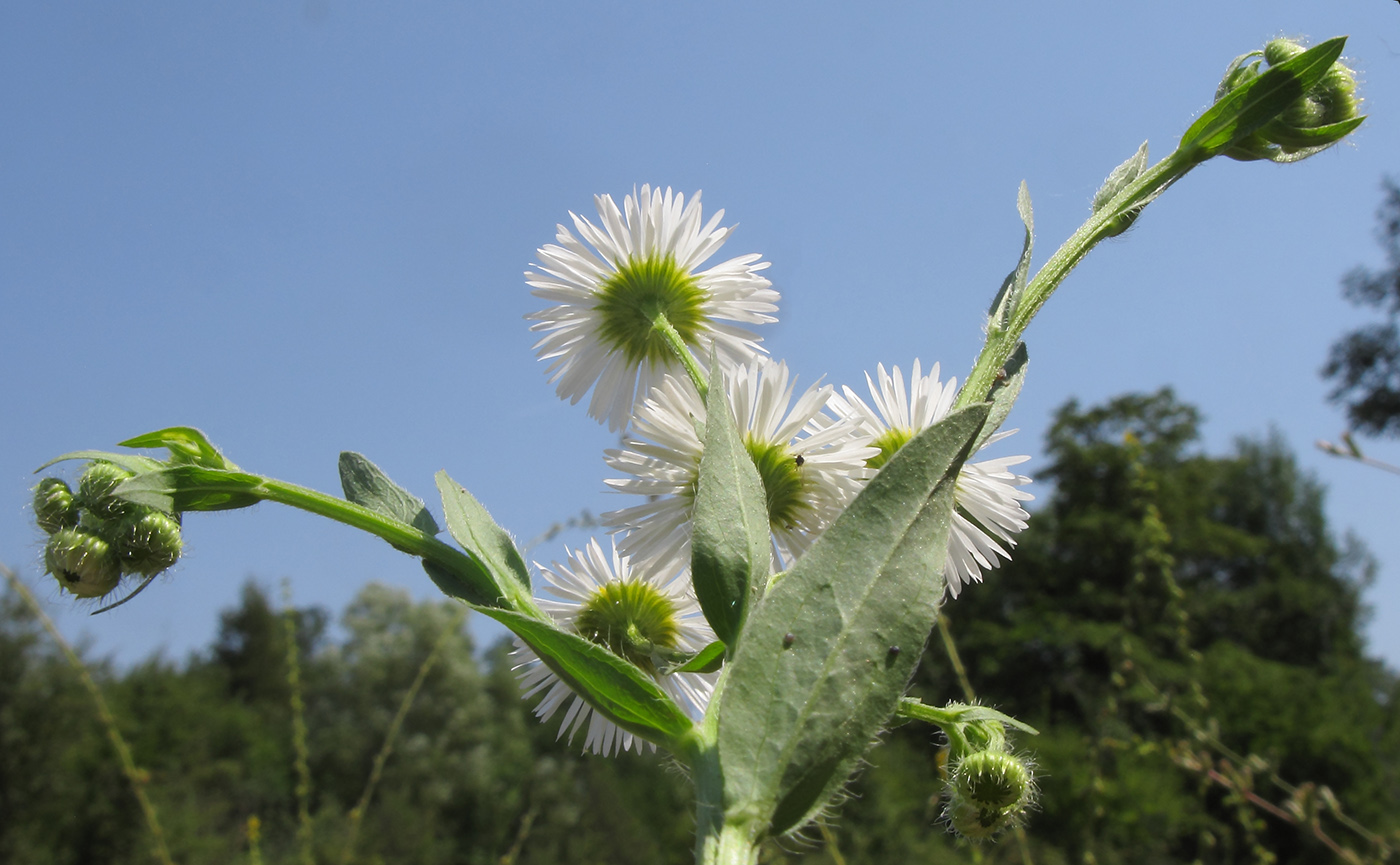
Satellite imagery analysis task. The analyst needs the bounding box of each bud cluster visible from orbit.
[33,462,183,599]
[942,717,1037,840]
[1218,37,1361,163]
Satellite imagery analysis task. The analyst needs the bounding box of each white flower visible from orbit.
[526,185,779,431]
[604,357,878,574]
[828,360,1033,598]
[512,538,716,756]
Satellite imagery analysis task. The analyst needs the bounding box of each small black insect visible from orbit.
[887,646,901,657]
[783,633,796,648]
[794,454,805,467]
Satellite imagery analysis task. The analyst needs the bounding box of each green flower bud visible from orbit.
[33,478,79,534]
[78,461,135,520]
[946,798,1013,840]
[1222,38,1363,164]
[112,509,183,576]
[45,528,121,599]
[954,749,1034,812]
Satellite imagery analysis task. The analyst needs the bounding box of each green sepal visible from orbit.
[896,698,1040,736]
[1255,114,1366,149]
[716,403,990,837]
[434,471,533,611]
[339,452,440,536]
[35,450,167,476]
[670,640,727,674]
[690,356,771,647]
[1090,141,1149,215]
[477,607,697,756]
[986,182,1034,332]
[974,342,1028,452]
[113,466,265,512]
[118,427,240,470]
[1179,36,1347,161]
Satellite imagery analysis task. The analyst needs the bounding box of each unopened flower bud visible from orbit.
[113,509,183,576]
[78,461,135,520]
[33,478,79,534]
[1222,38,1362,163]
[45,528,121,598]
[954,749,1034,812]
[945,797,1017,841]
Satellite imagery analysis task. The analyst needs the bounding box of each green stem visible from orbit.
[956,148,1199,411]
[252,477,544,618]
[651,310,710,399]
[691,672,763,865]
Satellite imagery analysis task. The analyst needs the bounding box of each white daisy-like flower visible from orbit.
[604,357,879,575]
[526,185,779,431]
[512,537,716,756]
[828,359,1034,598]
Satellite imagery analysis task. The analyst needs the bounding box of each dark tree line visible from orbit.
[2,390,1397,864]
[1325,178,1400,436]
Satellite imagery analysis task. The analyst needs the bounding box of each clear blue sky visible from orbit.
[4,2,1400,667]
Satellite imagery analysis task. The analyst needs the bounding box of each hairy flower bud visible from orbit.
[113,509,183,576]
[954,749,1034,812]
[1220,37,1363,163]
[943,747,1036,841]
[78,461,135,520]
[33,478,80,534]
[45,528,121,598]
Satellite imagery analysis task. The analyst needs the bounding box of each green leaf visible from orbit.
[435,471,533,610]
[118,427,239,470]
[671,640,727,674]
[1091,141,1149,214]
[690,357,771,647]
[35,450,167,476]
[717,403,990,837]
[476,607,696,753]
[974,342,1028,452]
[1179,36,1346,159]
[896,698,1040,735]
[987,182,1034,331]
[114,465,265,512]
[339,452,440,536]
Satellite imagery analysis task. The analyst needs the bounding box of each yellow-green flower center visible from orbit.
[868,427,915,470]
[593,254,708,366]
[744,436,812,530]
[574,580,681,675]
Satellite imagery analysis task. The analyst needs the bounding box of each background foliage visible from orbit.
[4,391,1396,864]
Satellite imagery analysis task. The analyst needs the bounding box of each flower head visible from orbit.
[605,357,878,574]
[512,538,715,756]
[828,360,1033,597]
[526,185,779,431]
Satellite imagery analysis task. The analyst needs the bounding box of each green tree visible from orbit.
[902,389,1399,865]
[1324,178,1400,436]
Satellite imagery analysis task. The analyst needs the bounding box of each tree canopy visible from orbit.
[2,390,1396,864]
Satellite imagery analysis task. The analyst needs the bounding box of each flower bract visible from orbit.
[526,185,779,431]
[605,357,878,574]
[512,538,715,756]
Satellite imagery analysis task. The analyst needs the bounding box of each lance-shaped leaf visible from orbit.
[119,427,239,470]
[114,465,265,512]
[435,471,534,612]
[37,450,167,477]
[1179,36,1346,160]
[1090,141,1149,215]
[717,403,989,837]
[974,342,1028,452]
[690,359,771,647]
[986,182,1034,332]
[477,607,697,755]
[340,452,440,536]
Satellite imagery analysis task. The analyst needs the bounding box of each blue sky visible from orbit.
[4,2,1400,668]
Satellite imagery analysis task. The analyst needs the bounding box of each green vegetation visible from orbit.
[3,390,1396,864]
